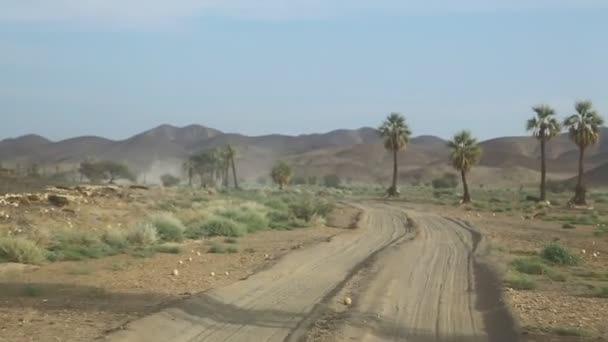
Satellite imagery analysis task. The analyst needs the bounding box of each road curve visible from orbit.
[104,207,409,342]
[323,210,519,342]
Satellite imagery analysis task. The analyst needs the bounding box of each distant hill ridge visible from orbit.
[1,124,607,185]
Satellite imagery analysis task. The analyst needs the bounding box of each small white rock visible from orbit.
[210,272,216,277]
[178,260,184,265]
[264,254,270,259]
[344,297,353,306]
[172,269,179,276]
[196,252,202,257]
[188,257,193,262]
[581,249,587,255]
[225,271,230,276]
[191,250,195,253]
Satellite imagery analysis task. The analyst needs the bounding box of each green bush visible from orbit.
[550,327,590,337]
[126,224,158,247]
[545,269,567,282]
[148,212,185,242]
[0,237,46,264]
[511,258,547,275]
[47,230,120,261]
[226,246,238,254]
[541,243,579,266]
[208,244,226,254]
[504,273,536,290]
[595,286,608,298]
[217,208,269,233]
[432,173,458,189]
[101,229,130,250]
[561,223,576,229]
[153,245,182,254]
[199,217,246,237]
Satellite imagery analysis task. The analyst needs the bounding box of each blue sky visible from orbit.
[1,1,607,141]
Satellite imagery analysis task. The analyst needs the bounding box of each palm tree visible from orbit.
[526,105,561,202]
[447,131,481,204]
[225,145,239,189]
[563,100,604,205]
[182,159,195,187]
[271,161,292,190]
[378,113,411,197]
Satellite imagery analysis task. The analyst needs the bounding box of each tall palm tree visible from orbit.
[563,100,604,205]
[378,113,411,197]
[526,105,561,202]
[225,145,239,189]
[182,159,195,187]
[447,131,481,204]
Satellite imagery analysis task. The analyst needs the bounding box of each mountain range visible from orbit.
[1,124,607,186]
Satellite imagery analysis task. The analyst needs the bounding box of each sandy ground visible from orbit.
[0,227,340,342]
[105,203,520,342]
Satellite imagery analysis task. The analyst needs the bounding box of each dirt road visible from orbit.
[317,211,519,342]
[105,205,518,342]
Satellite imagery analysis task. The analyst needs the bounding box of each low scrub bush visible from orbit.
[432,173,458,189]
[0,237,47,264]
[148,212,185,242]
[550,327,590,337]
[217,208,269,233]
[208,244,226,254]
[511,257,547,275]
[541,243,579,266]
[153,245,182,254]
[504,273,536,290]
[48,230,120,261]
[199,217,246,237]
[126,224,158,247]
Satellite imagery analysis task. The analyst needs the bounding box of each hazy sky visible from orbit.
[1,1,607,141]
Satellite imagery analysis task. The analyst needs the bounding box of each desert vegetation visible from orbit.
[378,112,411,197]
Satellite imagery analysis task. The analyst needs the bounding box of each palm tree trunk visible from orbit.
[390,148,398,196]
[540,138,547,202]
[231,157,238,189]
[574,146,587,205]
[461,170,471,203]
[188,169,192,187]
[223,161,229,187]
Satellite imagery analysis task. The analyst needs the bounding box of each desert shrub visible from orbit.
[432,173,458,189]
[0,237,46,264]
[541,243,579,266]
[153,245,182,254]
[561,223,576,229]
[126,224,158,247]
[595,286,608,298]
[511,257,548,275]
[199,217,246,237]
[100,229,130,250]
[550,327,590,337]
[545,268,567,282]
[504,273,536,290]
[323,174,341,188]
[594,226,608,237]
[226,246,238,254]
[208,244,226,254]
[224,237,238,244]
[48,230,120,261]
[217,208,269,233]
[148,212,185,242]
[289,196,333,222]
[161,174,181,187]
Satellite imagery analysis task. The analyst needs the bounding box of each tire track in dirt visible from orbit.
[307,209,520,342]
[104,207,410,342]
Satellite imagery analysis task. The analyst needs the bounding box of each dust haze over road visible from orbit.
[106,204,519,342]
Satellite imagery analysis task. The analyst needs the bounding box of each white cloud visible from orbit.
[0,0,606,27]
